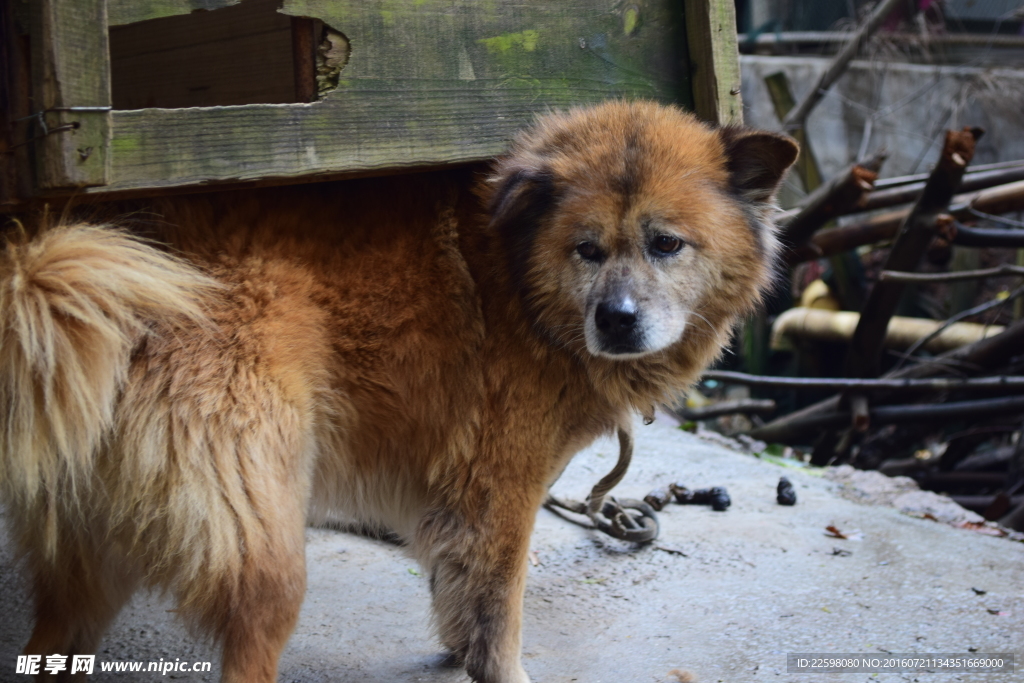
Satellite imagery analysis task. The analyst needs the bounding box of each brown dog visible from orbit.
[0,101,796,682]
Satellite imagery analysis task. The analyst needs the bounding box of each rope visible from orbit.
[544,424,659,543]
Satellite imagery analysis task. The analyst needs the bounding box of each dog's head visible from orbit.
[484,101,798,361]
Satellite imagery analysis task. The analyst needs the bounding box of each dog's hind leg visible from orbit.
[216,534,307,683]
[171,421,311,683]
[22,545,139,682]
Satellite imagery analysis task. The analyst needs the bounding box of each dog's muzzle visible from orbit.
[594,297,643,354]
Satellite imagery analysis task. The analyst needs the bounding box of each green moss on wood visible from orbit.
[89,0,707,194]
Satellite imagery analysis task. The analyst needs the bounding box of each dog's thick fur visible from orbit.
[0,101,796,682]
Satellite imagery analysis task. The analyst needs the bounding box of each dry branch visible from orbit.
[954,178,1024,216]
[781,158,882,248]
[790,209,905,263]
[791,178,1024,264]
[702,370,1024,393]
[843,126,982,378]
[752,395,1024,442]
[749,317,1024,443]
[952,223,1024,248]
[873,160,1024,190]
[861,164,1024,212]
[879,265,1024,283]
[890,284,1024,374]
[780,0,905,131]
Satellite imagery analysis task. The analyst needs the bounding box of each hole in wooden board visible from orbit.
[109,0,348,109]
[316,27,350,99]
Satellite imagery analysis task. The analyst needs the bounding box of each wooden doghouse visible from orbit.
[1,0,742,208]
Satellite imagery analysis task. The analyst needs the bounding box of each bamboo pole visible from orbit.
[771,307,1003,354]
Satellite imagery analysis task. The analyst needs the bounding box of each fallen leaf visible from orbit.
[831,547,852,557]
[825,525,863,540]
[987,609,1011,616]
[665,669,696,683]
[972,587,987,595]
[958,521,1008,537]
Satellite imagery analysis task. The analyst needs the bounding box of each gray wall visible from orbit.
[740,55,1024,197]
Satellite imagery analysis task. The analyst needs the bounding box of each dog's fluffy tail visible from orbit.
[0,223,219,549]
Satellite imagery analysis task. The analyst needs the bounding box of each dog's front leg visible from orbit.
[418,476,542,683]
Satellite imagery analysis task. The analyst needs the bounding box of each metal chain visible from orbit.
[543,424,659,543]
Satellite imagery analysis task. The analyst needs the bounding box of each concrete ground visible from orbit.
[1,414,1021,682]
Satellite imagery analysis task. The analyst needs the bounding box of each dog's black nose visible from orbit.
[595,301,637,333]
[594,300,642,354]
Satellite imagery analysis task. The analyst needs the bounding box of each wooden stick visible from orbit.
[671,399,776,421]
[780,0,905,131]
[789,209,904,264]
[861,165,1024,212]
[873,160,1024,190]
[683,0,744,126]
[748,318,1024,443]
[879,264,1024,283]
[953,178,1024,217]
[843,127,983,378]
[781,158,881,248]
[890,284,1024,374]
[952,223,1024,249]
[752,395,1024,443]
[702,370,1024,392]
[790,179,1024,264]
[764,71,822,193]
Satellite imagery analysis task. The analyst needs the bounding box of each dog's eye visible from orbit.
[576,241,602,261]
[651,235,684,255]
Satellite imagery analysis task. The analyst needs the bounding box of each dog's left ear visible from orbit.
[720,128,799,205]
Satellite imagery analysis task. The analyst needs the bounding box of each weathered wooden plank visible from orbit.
[683,0,742,125]
[82,0,696,195]
[30,0,110,189]
[97,84,616,192]
[282,0,689,100]
[107,0,239,27]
